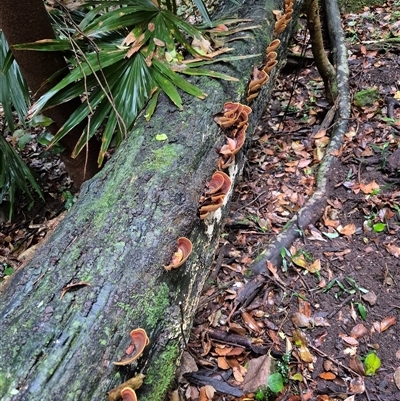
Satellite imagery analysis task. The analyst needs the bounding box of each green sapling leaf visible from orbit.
[364,351,381,375]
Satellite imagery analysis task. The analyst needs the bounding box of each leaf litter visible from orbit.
[179,1,400,400]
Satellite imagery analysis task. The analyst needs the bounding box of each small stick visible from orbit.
[179,302,187,348]
[308,344,360,377]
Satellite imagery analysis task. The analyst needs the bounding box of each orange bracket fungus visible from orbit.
[213,102,252,169]
[121,387,137,401]
[266,38,280,54]
[113,328,149,366]
[164,237,193,271]
[107,374,145,401]
[199,171,232,219]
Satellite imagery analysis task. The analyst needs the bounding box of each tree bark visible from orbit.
[0,0,100,187]
[0,1,303,400]
[305,0,337,104]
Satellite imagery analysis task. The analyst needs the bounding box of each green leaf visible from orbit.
[4,266,14,276]
[152,58,206,99]
[356,302,367,320]
[156,134,168,141]
[151,68,183,109]
[145,89,160,121]
[17,134,34,150]
[373,222,386,232]
[31,115,54,127]
[13,39,72,51]
[268,373,284,393]
[180,67,239,82]
[364,351,381,375]
[290,373,303,381]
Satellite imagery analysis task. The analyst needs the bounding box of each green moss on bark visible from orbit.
[143,344,179,401]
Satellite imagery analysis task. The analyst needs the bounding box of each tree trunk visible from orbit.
[0,0,100,187]
[0,1,303,400]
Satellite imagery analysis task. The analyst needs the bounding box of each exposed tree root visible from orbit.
[304,0,337,104]
[244,0,350,296]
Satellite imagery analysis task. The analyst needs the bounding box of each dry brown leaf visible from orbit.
[380,316,396,332]
[319,371,336,380]
[349,376,365,394]
[350,324,368,339]
[385,243,400,258]
[338,223,356,236]
[60,281,91,299]
[267,261,286,285]
[308,259,321,273]
[217,356,230,370]
[291,312,310,328]
[241,311,261,333]
[243,354,272,392]
[349,355,365,376]
[298,344,314,363]
[359,180,380,194]
[291,254,309,268]
[214,347,232,356]
[339,334,359,346]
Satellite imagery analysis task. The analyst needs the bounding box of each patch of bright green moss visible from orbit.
[117,282,170,329]
[144,344,179,401]
[146,144,179,172]
[354,88,380,107]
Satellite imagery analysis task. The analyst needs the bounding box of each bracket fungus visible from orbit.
[121,387,137,401]
[164,237,193,270]
[274,0,294,35]
[199,171,232,219]
[113,328,149,366]
[266,38,281,54]
[213,102,252,169]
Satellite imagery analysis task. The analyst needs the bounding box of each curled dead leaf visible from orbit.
[319,371,336,380]
[380,316,396,332]
[350,324,368,339]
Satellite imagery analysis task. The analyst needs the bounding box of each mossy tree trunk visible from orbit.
[0,1,303,400]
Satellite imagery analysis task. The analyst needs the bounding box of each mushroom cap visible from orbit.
[121,387,137,401]
[266,39,281,54]
[164,237,193,270]
[113,328,149,366]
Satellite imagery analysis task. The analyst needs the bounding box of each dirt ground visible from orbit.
[179,2,400,401]
[1,1,400,401]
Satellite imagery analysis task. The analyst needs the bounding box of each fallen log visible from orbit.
[0,1,302,400]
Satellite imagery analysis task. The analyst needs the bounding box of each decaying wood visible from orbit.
[0,1,303,400]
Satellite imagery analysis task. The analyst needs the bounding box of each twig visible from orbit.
[326,293,355,319]
[308,344,360,377]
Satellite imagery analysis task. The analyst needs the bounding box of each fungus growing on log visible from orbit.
[199,171,232,219]
[164,237,193,271]
[121,387,137,401]
[113,328,149,366]
[266,38,280,53]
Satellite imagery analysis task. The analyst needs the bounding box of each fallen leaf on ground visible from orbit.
[359,180,379,194]
[319,371,336,380]
[380,316,396,332]
[384,243,400,258]
[243,354,271,392]
[337,223,356,236]
[350,324,368,339]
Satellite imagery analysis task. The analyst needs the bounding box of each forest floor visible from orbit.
[179,2,400,401]
[1,2,400,401]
